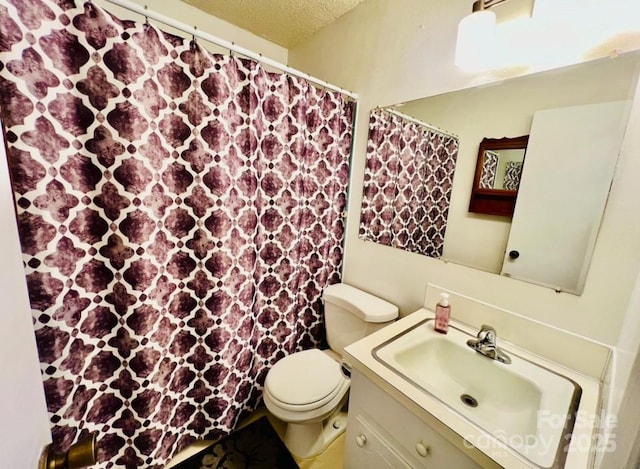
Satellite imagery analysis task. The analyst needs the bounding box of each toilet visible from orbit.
[263,283,398,458]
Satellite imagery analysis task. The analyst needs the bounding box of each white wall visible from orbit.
[599,344,640,468]
[289,0,640,345]
[0,130,51,466]
[597,75,640,466]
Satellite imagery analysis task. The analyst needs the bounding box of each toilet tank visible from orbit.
[322,283,398,357]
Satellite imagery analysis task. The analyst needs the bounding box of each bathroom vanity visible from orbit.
[345,368,490,468]
[343,307,603,468]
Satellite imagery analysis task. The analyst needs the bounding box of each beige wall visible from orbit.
[289,0,640,345]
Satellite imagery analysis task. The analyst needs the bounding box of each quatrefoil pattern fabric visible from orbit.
[359,109,458,258]
[0,1,354,467]
[503,160,523,190]
[480,150,499,189]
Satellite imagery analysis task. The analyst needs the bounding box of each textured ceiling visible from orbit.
[181,0,367,48]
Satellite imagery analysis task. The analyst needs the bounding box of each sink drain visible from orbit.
[460,394,478,408]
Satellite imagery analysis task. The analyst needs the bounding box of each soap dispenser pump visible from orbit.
[434,293,451,334]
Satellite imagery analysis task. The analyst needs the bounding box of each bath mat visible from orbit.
[172,417,298,469]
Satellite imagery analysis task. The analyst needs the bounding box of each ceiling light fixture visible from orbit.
[455,0,513,71]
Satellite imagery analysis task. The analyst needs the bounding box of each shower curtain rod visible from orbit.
[385,108,458,140]
[102,0,358,100]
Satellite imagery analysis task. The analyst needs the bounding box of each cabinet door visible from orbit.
[346,415,413,469]
[501,100,630,293]
[345,371,484,469]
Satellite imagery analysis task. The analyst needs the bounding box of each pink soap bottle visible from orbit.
[434,293,451,334]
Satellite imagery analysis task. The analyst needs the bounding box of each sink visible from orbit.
[393,336,542,437]
[373,319,581,468]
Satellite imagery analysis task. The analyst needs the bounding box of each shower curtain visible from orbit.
[0,1,354,467]
[480,150,499,189]
[359,108,458,258]
[503,160,523,190]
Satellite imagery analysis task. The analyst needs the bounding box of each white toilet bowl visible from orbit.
[263,349,350,457]
[263,283,398,459]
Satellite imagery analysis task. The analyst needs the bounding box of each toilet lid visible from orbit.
[266,349,344,406]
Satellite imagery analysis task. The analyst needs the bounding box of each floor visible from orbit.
[170,416,298,469]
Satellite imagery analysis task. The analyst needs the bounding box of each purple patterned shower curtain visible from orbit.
[503,160,523,190]
[0,1,353,467]
[358,109,402,246]
[359,109,458,258]
[480,150,499,189]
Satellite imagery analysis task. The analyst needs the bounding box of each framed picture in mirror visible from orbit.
[468,135,529,217]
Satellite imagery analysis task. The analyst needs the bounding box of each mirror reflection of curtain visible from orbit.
[503,161,523,190]
[480,150,499,189]
[359,109,459,258]
[359,110,402,246]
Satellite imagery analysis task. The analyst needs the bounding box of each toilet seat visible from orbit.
[264,349,350,422]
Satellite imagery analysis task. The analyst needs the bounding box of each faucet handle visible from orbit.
[468,324,511,364]
[477,324,497,343]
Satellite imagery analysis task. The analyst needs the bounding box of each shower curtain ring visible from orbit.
[142,5,150,27]
[190,26,199,48]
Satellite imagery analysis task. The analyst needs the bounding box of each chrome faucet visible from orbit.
[466,325,512,364]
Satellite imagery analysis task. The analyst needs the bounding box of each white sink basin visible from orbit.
[373,320,581,468]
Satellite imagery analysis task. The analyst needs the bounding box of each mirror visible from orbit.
[469,135,529,217]
[360,52,639,294]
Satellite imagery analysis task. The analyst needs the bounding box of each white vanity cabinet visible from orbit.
[345,370,484,469]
